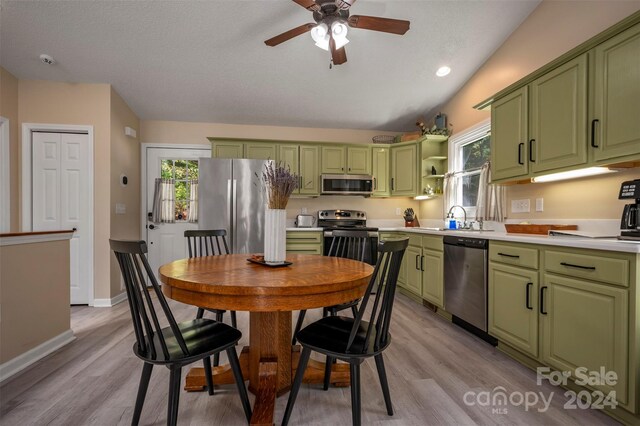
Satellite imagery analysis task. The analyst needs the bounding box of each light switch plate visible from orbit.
[395,208,402,216]
[511,199,530,213]
[536,198,544,212]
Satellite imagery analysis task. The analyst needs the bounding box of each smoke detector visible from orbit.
[39,54,55,65]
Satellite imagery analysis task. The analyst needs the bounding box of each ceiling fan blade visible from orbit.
[336,0,357,10]
[330,37,347,65]
[265,23,315,47]
[292,0,320,12]
[348,15,410,35]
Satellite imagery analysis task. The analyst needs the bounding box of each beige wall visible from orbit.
[0,240,70,363]
[422,1,640,220]
[0,67,19,231]
[110,88,141,297]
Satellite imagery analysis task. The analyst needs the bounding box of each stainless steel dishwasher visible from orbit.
[444,236,489,333]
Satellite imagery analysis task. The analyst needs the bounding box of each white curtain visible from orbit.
[188,180,198,223]
[442,172,458,218]
[476,161,506,222]
[151,178,175,223]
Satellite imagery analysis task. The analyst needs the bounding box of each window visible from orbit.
[449,119,491,213]
[160,159,199,221]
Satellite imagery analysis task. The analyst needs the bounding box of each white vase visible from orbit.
[264,208,287,264]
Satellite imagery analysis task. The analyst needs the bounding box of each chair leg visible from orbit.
[212,311,224,367]
[167,366,182,426]
[374,354,393,416]
[282,347,311,426]
[322,307,328,318]
[196,307,205,319]
[351,305,358,318]
[323,356,333,390]
[132,362,153,426]
[350,362,361,426]
[292,310,306,345]
[227,347,252,423]
[203,356,214,396]
[231,311,238,329]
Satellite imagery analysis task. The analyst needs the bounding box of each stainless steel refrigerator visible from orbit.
[198,158,267,254]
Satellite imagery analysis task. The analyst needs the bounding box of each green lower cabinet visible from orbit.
[421,249,443,308]
[285,231,323,255]
[541,273,628,404]
[404,245,422,296]
[488,263,539,357]
[245,143,277,160]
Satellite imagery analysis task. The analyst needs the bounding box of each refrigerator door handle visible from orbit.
[227,179,233,252]
[232,179,238,253]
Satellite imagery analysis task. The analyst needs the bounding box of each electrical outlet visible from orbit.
[301,207,308,214]
[536,198,544,212]
[115,203,126,215]
[395,208,402,216]
[511,199,530,213]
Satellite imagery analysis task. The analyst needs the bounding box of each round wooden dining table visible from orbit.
[159,253,373,425]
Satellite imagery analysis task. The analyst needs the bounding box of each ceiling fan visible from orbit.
[264,0,410,66]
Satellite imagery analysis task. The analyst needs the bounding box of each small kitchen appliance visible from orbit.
[294,214,316,228]
[317,209,378,264]
[619,178,640,241]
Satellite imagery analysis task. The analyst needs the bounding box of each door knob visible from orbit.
[148,224,156,230]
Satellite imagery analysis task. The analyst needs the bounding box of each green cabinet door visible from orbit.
[404,245,422,296]
[212,141,244,158]
[491,87,529,181]
[542,274,628,404]
[530,54,588,173]
[245,143,277,160]
[299,145,320,195]
[279,145,300,193]
[421,249,443,308]
[347,146,371,175]
[371,147,390,197]
[391,144,418,196]
[488,263,539,357]
[592,23,640,162]
[321,146,346,174]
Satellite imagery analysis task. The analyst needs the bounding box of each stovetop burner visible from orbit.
[317,209,378,232]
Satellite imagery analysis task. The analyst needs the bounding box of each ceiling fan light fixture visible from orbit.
[311,23,330,50]
[331,21,348,38]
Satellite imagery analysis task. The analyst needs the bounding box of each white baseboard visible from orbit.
[92,291,128,307]
[0,329,75,383]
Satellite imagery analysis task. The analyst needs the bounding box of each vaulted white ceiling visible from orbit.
[1,0,540,131]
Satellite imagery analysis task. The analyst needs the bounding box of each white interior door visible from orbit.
[145,147,210,277]
[32,132,92,304]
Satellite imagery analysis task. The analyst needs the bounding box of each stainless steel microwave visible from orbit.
[321,174,373,196]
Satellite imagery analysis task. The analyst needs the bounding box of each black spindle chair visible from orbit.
[282,237,408,426]
[110,239,251,426]
[292,230,370,346]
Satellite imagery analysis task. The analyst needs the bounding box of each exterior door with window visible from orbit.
[145,147,210,277]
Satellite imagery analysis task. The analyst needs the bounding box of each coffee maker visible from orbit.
[619,178,640,241]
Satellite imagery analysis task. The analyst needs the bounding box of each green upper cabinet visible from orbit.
[299,145,320,195]
[491,87,529,181]
[279,144,300,193]
[245,142,277,160]
[371,146,390,197]
[530,54,588,173]
[321,146,346,174]
[346,146,371,175]
[592,22,640,162]
[391,143,418,196]
[212,141,244,158]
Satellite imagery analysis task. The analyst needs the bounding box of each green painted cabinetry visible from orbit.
[213,141,244,158]
[279,145,299,173]
[321,146,346,174]
[347,146,371,175]
[299,145,320,195]
[491,87,529,181]
[530,54,588,173]
[391,143,418,196]
[404,245,423,296]
[286,231,323,255]
[592,22,640,162]
[245,142,277,160]
[371,147,390,197]
[421,248,443,308]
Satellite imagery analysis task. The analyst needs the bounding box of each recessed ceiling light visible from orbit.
[39,54,55,65]
[436,66,451,77]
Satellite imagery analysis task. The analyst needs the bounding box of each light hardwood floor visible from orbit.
[0,293,618,425]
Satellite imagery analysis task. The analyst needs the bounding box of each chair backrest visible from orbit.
[346,237,408,354]
[110,239,189,361]
[184,229,229,258]
[327,230,370,262]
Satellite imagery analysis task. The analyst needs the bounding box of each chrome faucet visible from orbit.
[447,205,470,229]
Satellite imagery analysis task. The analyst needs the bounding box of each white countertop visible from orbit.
[377,227,640,254]
[286,227,323,232]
